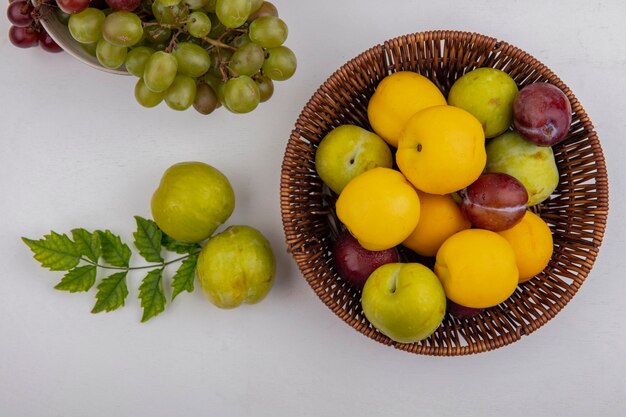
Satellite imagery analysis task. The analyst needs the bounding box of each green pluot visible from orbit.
[151,162,235,243]
[486,131,559,206]
[361,263,446,343]
[315,125,393,194]
[197,226,276,309]
[448,67,518,138]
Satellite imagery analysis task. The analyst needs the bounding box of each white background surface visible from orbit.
[1,1,625,416]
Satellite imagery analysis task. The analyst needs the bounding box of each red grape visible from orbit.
[460,172,528,231]
[513,82,572,146]
[447,299,482,320]
[105,0,141,11]
[57,0,90,14]
[333,231,400,289]
[38,30,63,53]
[6,0,34,27]
[8,25,38,48]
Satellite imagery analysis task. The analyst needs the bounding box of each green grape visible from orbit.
[203,73,224,92]
[208,48,233,77]
[125,46,155,77]
[184,0,208,10]
[262,46,296,81]
[204,0,217,12]
[249,16,287,48]
[152,2,189,24]
[140,0,154,14]
[248,1,277,21]
[193,82,219,114]
[223,75,260,113]
[156,0,182,7]
[81,41,98,57]
[144,23,171,44]
[164,75,197,110]
[135,78,165,107]
[187,11,212,38]
[172,42,211,78]
[229,42,264,76]
[216,0,251,28]
[68,8,105,45]
[249,0,263,13]
[102,11,144,48]
[255,74,273,102]
[207,13,226,38]
[143,51,178,92]
[96,39,128,69]
[216,80,227,107]
[151,41,168,51]
[231,34,251,48]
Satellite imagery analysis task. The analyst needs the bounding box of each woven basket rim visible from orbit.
[280,30,609,356]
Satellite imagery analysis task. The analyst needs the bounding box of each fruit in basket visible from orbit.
[459,173,528,231]
[332,231,400,289]
[396,105,486,195]
[447,67,518,138]
[151,162,235,243]
[197,225,275,309]
[513,83,573,146]
[315,125,393,195]
[485,131,559,206]
[446,299,482,320]
[367,71,446,147]
[498,211,553,282]
[402,191,471,257]
[336,168,420,251]
[435,229,518,308]
[361,263,446,343]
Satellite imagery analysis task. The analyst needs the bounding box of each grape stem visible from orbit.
[81,252,199,271]
[202,37,236,51]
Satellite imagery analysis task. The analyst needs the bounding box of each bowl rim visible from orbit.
[280,29,609,356]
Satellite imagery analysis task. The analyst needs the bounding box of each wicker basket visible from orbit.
[280,30,608,356]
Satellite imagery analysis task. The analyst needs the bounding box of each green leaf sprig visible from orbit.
[22,216,201,322]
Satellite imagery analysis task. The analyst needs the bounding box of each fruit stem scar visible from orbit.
[388,268,400,294]
[417,144,423,152]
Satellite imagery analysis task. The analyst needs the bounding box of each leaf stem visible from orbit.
[82,251,200,271]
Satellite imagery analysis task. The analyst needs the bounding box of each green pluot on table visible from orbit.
[485,131,559,207]
[447,67,518,138]
[151,161,235,243]
[315,125,393,195]
[197,225,276,309]
[361,263,446,343]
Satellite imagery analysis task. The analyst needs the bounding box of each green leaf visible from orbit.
[138,268,166,322]
[91,271,129,313]
[55,265,97,292]
[171,254,198,301]
[71,228,101,263]
[22,232,81,271]
[161,233,201,254]
[97,230,131,267]
[133,216,163,263]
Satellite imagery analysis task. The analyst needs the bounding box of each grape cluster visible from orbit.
[61,0,296,114]
[6,0,63,52]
